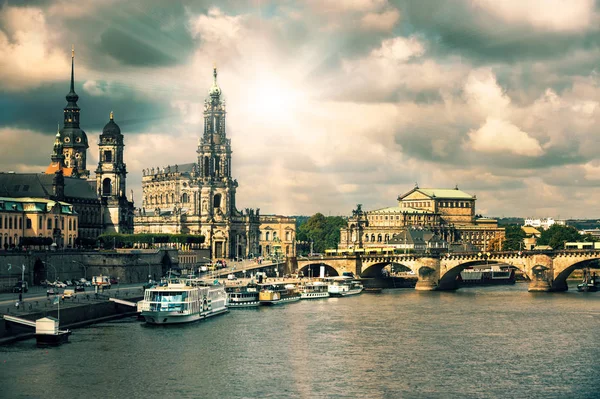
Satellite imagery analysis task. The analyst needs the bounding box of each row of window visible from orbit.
[262,231,292,241]
[0,215,77,231]
[144,192,191,206]
[369,214,436,222]
[402,201,472,209]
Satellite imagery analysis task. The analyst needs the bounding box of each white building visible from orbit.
[523,217,565,231]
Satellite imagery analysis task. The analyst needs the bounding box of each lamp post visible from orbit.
[19,264,25,302]
[72,260,87,280]
[42,261,57,282]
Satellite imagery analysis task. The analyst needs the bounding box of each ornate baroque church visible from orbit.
[0,47,134,243]
[134,68,261,260]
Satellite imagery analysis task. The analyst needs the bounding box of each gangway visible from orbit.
[109,298,138,308]
[3,315,36,328]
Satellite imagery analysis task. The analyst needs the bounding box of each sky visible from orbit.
[1,0,600,219]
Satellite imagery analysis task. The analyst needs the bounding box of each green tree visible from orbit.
[536,224,585,249]
[297,213,347,254]
[502,225,526,251]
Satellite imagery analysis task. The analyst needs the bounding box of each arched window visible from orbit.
[273,232,277,239]
[266,231,270,241]
[69,219,72,230]
[47,218,52,229]
[170,193,175,204]
[365,234,369,242]
[377,234,382,242]
[102,178,112,196]
[213,194,221,208]
[19,217,22,229]
[8,217,12,229]
[182,193,188,203]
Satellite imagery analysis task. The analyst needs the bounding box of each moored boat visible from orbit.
[458,265,516,286]
[327,277,363,297]
[137,279,228,325]
[298,281,330,299]
[259,283,301,305]
[226,282,260,307]
[577,270,599,292]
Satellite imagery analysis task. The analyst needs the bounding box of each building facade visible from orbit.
[134,68,264,260]
[0,197,78,249]
[340,185,505,252]
[259,215,296,258]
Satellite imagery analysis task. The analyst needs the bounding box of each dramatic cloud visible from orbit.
[466,118,544,157]
[0,5,69,91]
[1,0,600,218]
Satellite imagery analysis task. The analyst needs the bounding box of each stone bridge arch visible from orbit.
[438,259,503,290]
[298,262,340,278]
[551,254,600,291]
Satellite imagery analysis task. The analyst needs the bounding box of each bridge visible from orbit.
[294,250,600,292]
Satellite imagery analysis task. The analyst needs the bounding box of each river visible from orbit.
[1,282,599,398]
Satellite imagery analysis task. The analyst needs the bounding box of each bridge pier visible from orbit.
[415,280,438,291]
[528,279,552,292]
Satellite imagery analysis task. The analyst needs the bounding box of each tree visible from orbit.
[297,213,347,254]
[536,224,586,250]
[502,225,526,251]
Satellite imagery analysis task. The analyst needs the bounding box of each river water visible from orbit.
[1,282,599,399]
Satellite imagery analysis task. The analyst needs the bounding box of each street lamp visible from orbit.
[42,261,57,282]
[19,264,25,302]
[72,260,87,279]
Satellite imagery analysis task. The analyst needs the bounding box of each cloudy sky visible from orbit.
[1,0,600,219]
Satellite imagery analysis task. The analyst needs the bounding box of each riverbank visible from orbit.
[0,295,142,345]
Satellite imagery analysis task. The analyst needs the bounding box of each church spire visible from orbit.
[66,45,79,105]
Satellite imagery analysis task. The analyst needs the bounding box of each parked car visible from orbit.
[54,281,67,288]
[62,289,75,299]
[12,281,29,293]
[74,285,85,292]
[46,287,57,297]
[109,277,119,285]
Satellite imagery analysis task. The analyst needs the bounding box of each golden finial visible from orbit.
[110,110,114,120]
[71,44,75,59]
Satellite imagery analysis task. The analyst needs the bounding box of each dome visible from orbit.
[102,111,121,136]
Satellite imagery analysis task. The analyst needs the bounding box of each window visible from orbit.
[47,219,52,229]
[26,218,32,229]
[9,217,12,229]
[39,216,42,227]
[19,217,22,229]
[69,219,72,230]
[213,194,221,208]
[104,151,112,162]
[266,232,270,241]
[0,217,2,229]
[73,220,77,230]
[61,217,65,230]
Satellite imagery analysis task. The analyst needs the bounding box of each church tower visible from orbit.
[59,46,89,178]
[95,111,132,233]
[197,67,237,221]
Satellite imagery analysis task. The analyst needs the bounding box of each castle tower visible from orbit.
[59,46,89,178]
[95,111,132,233]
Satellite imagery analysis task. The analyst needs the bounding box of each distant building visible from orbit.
[0,197,78,249]
[339,185,505,251]
[522,226,541,250]
[523,217,565,231]
[579,229,600,239]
